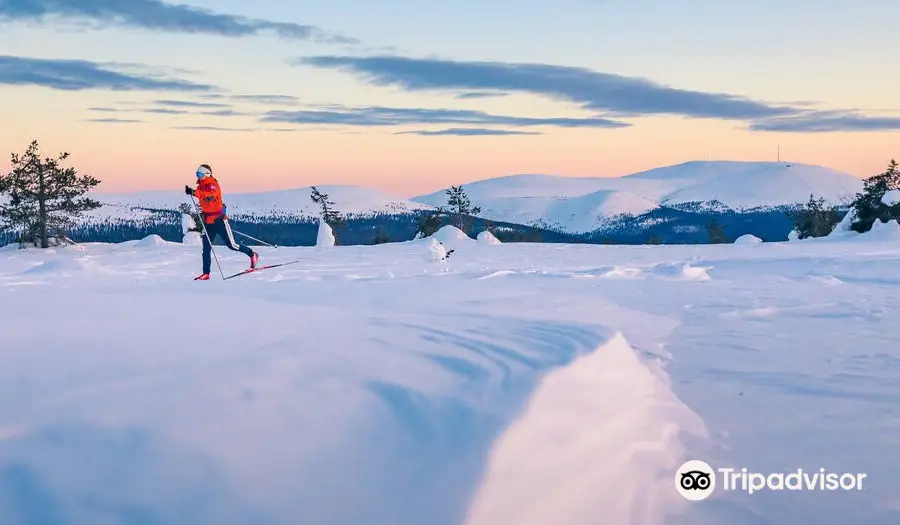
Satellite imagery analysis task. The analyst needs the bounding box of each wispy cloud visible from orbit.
[295,54,900,133]
[198,93,300,105]
[294,55,800,121]
[396,128,540,136]
[172,125,257,132]
[0,55,212,91]
[1,0,358,44]
[143,107,189,114]
[88,106,118,112]
[261,105,628,128]
[455,91,509,99]
[86,117,142,123]
[154,99,230,108]
[749,111,900,132]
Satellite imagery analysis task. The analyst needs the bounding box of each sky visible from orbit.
[1,0,898,196]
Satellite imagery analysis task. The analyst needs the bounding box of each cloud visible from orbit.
[455,91,508,99]
[396,128,541,136]
[86,117,142,123]
[261,105,628,128]
[153,99,230,108]
[1,0,358,44]
[143,107,189,114]
[294,55,900,133]
[172,125,257,132]
[294,55,801,120]
[88,106,118,112]
[749,111,900,132]
[0,55,212,91]
[198,93,300,105]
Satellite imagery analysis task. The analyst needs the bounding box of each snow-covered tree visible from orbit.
[0,140,101,248]
[850,159,900,233]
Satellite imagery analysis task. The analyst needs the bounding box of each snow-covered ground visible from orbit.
[1,225,898,525]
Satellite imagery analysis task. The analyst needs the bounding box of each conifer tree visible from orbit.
[850,159,900,233]
[0,140,100,248]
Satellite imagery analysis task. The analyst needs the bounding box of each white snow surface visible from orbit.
[1,233,898,525]
[413,161,862,232]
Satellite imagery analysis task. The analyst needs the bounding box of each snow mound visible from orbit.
[316,221,335,247]
[183,232,202,245]
[434,225,470,242]
[463,332,706,525]
[828,207,859,239]
[434,225,475,251]
[734,234,762,245]
[134,234,169,248]
[882,189,900,207]
[424,237,449,262]
[652,262,712,281]
[477,231,501,245]
[23,257,87,275]
[788,229,800,241]
[861,219,900,241]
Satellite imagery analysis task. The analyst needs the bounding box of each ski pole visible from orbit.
[190,196,226,280]
[230,229,278,248]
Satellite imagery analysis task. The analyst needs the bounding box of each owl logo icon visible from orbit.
[676,460,716,501]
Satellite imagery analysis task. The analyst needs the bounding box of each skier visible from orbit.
[185,164,258,280]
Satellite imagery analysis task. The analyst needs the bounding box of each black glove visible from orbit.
[185,185,193,196]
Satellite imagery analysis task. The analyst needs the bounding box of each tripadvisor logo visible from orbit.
[676,460,715,501]
[675,460,868,500]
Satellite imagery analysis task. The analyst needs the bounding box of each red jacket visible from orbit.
[194,176,226,223]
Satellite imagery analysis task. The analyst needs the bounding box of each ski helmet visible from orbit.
[196,164,212,179]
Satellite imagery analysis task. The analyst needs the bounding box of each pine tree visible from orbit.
[416,209,443,237]
[372,226,390,244]
[850,159,900,233]
[706,219,727,243]
[310,186,345,243]
[786,194,843,239]
[444,185,481,232]
[0,140,101,248]
[310,186,345,227]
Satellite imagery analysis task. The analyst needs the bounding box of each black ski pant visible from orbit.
[200,216,253,274]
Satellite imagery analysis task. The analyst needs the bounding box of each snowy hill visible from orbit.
[84,184,434,224]
[413,161,863,233]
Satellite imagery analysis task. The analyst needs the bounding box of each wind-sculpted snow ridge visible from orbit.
[463,332,707,525]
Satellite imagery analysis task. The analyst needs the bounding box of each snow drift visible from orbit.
[463,332,705,525]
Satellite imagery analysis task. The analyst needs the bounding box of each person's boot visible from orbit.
[194,273,210,280]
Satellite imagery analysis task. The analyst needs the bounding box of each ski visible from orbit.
[223,259,301,280]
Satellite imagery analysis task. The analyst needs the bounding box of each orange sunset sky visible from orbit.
[2,0,898,197]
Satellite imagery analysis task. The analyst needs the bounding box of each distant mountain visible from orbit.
[0,160,865,246]
[412,161,863,233]
[84,184,433,224]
